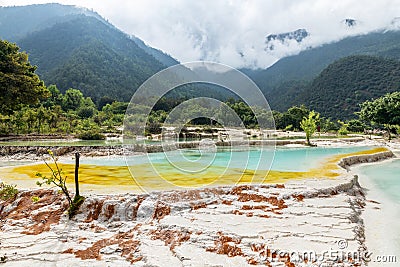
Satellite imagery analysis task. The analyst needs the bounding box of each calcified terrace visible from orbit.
[0,148,394,266]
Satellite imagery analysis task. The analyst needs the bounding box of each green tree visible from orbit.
[281,105,310,130]
[98,96,116,109]
[36,150,72,206]
[0,114,11,134]
[215,103,239,127]
[300,110,320,146]
[359,92,400,125]
[272,111,284,129]
[319,118,339,133]
[48,105,63,130]
[23,108,37,131]
[0,182,18,201]
[102,101,129,115]
[62,88,84,111]
[347,119,365,133]
[36,105,49,133]
[77,97,97,119]
[43,84,62,108]
[0,40,48,114]
[227,100,257,127]
[359,92,400,139]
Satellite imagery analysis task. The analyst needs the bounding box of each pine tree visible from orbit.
[0,40,48,114]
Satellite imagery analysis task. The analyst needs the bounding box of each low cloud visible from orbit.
[3,0,400,68]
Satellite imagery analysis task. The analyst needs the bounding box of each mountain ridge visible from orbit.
[16,15,168,102]
[0,3,104,41]
[0,4,180,103]
[1,4,400,120]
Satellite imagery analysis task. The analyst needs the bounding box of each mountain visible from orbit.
[342,18,357,28]
[262,55,400,120]
[302,55,400,119]
[244,29,400,115]
[16,15,169,102]
[246,30,400,93]
[0,4,102,41]
[131,36,179,67]
[265,29,309,51]
[0,4,181,103]
[2,4,400,117]
[269,55,400,120]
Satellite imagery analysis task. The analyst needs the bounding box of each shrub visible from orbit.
[77,129,105,140]
[0,182,18,201]
[76,119,105,140]
[36,150,72,206]
[145,122,162,135]
[337,120,349,136]
[36,150,85,219]
[338,126,349,136]
[31,196,40,203]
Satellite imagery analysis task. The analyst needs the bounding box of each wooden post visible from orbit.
[74,152,80,197]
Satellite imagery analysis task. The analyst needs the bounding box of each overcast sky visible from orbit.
[1,0,400,68]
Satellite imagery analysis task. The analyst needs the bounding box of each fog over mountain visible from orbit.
[2,0,400,69]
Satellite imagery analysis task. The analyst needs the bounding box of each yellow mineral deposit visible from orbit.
[3,147,389,191]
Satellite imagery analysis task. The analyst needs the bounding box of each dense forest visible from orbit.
[1,39,400,140]
[297,55,400,119]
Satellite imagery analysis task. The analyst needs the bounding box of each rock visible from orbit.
[136,198,156,222]
[100,244,119,255]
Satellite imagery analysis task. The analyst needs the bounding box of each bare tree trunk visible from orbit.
[74,152,80,197]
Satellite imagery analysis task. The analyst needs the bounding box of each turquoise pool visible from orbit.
[360,158,400,203]
[74,145,375,172]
